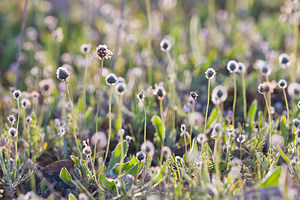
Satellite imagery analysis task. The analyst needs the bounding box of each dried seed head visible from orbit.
[118,129,125,137]
[162,146,172,159]
[288,82,300,98]
[7,115,16,125]
[126,135,133,143]
[279,53,291,68]
[141,140,155,156]
[180,124,186,132]
[197,133,207,144]
[21,99,31,109]
[278,79,287,89]
[137,91,145,101]
[105,73,118,85]
[25,116,32,125]
[13,90,22,100]
[258,83,265,94]
[236,134,246,143]
[153,84,166,100]
[80,44,91,54]
[91,132,107,149]
[205,68,216,79]
[237,62,247,74]
[160,38,171,52]
[136,151,145,161]
[116,82,126,95]
[227,60,238,73]
[95,44,113,60]
[190,91,198,100]
[8,127,17,137]
[56,67,69,81]
[293,118,300,128]
[212,85,228,105]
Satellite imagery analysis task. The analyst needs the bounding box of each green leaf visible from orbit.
[68,193,77,200]
[277,146,290,164]
[109,157,139,177]
[59,167,72,185]
[259,167,282,188]
[150,165,167,187]
[108,141,129,171]
[281,116,287,147]
[70,155,80,167]
[99,174,116,190]
[206,107,218,129]
[151,115,165,143]
[248,100,257,122]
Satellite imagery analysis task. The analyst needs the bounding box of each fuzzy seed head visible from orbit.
[141,140,155,156]
[8,127,17,137]
[80,44,91,54]
[227,60,238,73]
[205,68,216,79]
[95,44,113,60]
[160,38,171,52]
[105,73,118,85]
[278,79,287,89]
[13,90,22,100]
[190,91,198,100]
[56,67,69,81]
[137,91,145,101]
[136,151,145,161]
[7,115,16,124]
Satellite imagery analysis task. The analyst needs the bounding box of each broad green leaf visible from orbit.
[108,141,128,171]
[70,155,80,167]
[127,161,144,177]
[259,167,282,188]
[109,157,139,177]
[150,165,167,187]
[99,174,116,190]
[68,193,77,200]
[248,100,257,122]
[206,107,218,129]
[151,115,165,142]
[85,107,93,127]
[59,167,72,185]
[281,116,287,147]
[277,146,290,164]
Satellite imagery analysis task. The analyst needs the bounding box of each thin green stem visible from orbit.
[15,100,20,161]
[65,81,82,160]
[143,104,147,143]
[293,20,298,82]
[190,100,195,148]
[204,79,211,134]
[263,93,272,155]
[242,74,247,121]
[282,88,290,124]
[232,72,236,127]
[145,0,153,85]
[83,53,88,112]
[118,95,123,130]
[95,60,104,134]
[104,86,113,163]
[159,99,165,165]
